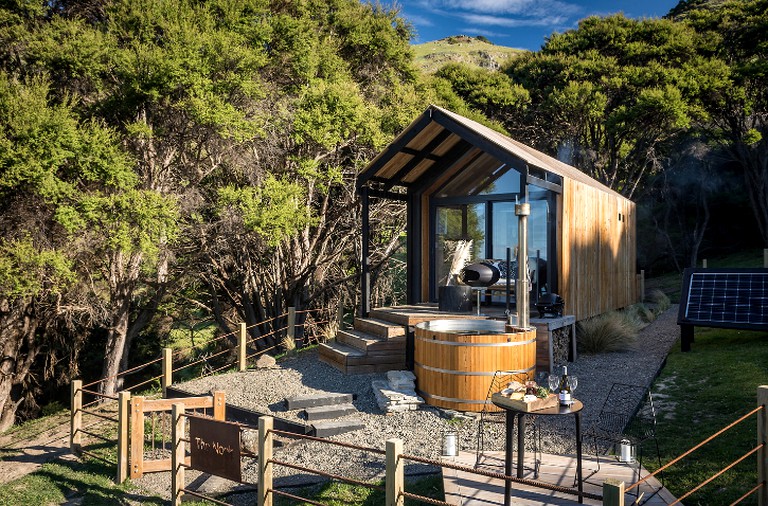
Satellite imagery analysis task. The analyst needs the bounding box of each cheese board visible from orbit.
[491,391,559,412]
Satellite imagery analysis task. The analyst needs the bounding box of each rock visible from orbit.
[254,354,277,369]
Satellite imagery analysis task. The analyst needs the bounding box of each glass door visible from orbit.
[434,204,485,287]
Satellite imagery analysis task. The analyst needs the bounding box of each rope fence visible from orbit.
[66,299,768,506]
[68,385,768,506]
[70,307,336,486]
[605,388,768,506]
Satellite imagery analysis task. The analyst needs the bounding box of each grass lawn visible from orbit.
[647,327,768,506]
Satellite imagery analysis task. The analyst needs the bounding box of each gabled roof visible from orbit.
[357,105,627,200]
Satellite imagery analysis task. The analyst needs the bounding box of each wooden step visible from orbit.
[336,329,405,354]
[369,305,485,326]
[353,317,406,338]
[318,341,406,375]
[318,341,363,371]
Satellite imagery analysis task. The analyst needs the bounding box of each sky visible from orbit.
[396,0,681,51]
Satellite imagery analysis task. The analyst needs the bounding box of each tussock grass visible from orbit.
[646,288,671,312]
[576,310,641,353]
[628,303,656,324]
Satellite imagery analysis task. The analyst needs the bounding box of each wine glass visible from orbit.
[547,373,560,393]
[567,375,578,395]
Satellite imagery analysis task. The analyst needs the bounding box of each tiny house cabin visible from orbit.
[356,105,638,321]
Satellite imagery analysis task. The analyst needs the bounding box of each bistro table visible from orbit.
[491,393,584,505]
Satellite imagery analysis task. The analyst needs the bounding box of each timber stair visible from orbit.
[283,393,365,437]
[319,316,407,374]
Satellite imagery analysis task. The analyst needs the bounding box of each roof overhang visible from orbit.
[357,105,626,200]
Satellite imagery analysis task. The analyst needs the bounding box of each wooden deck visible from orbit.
[442,450,677,505]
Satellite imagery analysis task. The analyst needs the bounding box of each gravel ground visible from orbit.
[132,305,680,502]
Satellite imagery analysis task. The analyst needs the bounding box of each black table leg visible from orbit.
[504,410,514,506]
[516,413,526,479]
[575,411,583,503]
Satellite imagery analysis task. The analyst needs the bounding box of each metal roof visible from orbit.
[357,105,627,200]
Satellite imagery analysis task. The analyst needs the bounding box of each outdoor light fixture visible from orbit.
[442,431,458,457]
[618,438,636,463]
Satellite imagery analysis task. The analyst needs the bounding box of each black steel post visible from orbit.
[360,187,371,317]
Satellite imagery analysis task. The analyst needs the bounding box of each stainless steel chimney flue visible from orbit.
[515,202,530,329]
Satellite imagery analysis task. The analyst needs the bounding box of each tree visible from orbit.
[0,0,430,409]
[0,70,153,426]
[500,14,726,199]
[195,0,425,344]
[671,0,768,246]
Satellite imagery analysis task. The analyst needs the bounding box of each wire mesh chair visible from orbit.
[582,382,662,497]
[475,370,541,476]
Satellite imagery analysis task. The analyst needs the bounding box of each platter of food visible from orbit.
[492,380,559,412]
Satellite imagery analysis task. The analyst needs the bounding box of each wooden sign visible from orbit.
[189,416,241,482]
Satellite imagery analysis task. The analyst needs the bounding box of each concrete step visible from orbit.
[353,317,406,338]
[285,392,354,410]
[336,329,405,354]
[311,419,366,438]
[303,403,357,421]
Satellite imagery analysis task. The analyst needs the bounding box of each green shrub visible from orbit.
[577,310,640,353]
[646,288,671,312]
[41,401,66,417]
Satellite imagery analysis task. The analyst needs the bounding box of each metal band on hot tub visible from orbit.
[417,391,494,405]
[413,361,535,376]
[414,335,536,346]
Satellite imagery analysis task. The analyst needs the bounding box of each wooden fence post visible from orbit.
[639,269,645,302]
[213,391,226,421]
[287,307,296,350]
[703,259,708,268]
[603,478,625,506]
[162,348,173,397]
[386,438,404,506]
[238,323,247,371]
[764,249,768,269]
[171,402,186,506]
[117,391,131,483]
[337,302,344,328]
[258,416,274,506]
[70,380,82,454]
[130,396,145,479]
[758,385,768,506]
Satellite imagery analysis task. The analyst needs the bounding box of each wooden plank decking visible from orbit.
[442,450,677,505]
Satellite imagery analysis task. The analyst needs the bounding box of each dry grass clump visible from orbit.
[628,303,656,324]
[645,288,671,312]
[577,310,641,354]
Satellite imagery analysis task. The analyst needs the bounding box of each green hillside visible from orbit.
[412,35,527,73]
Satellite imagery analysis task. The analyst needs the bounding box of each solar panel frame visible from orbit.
[677,267,768,331]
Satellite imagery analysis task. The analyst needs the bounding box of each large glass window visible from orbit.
[434,204,485,286]
[432,183,555,302]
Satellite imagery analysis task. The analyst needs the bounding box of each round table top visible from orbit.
[525,399,583,416]
[491,394,583,416]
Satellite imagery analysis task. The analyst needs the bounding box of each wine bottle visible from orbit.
[558,366,572,406]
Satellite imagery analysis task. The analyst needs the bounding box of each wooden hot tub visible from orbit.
[413,319,536,412]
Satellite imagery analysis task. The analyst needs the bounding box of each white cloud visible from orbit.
[462,13,570,28]
[428,0,580,17]
[404,13,435,27]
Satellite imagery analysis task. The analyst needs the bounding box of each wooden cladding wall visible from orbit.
[560,179,637,321]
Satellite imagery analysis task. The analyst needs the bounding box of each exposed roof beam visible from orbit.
[431,108,528,172]
[401,147,440,160]
[380,129,453,192]
[411,139,474,195]
[356,111,433,191]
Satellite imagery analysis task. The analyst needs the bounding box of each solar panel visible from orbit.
[677,268,768,351]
